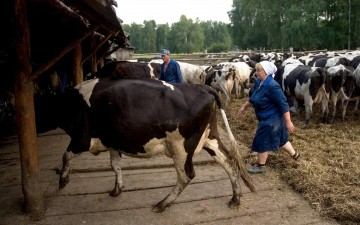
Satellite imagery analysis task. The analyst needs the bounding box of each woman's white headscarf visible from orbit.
[259,61,277,77]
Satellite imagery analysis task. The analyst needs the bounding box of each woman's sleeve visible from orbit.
[268,82,289,113]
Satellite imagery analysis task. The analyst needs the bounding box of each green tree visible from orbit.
[168,15,203,53]
[142,20,157,53]
[201,21,232,52]
[230,0,360,50]
[124,23,144,53]
[156,24,170,51]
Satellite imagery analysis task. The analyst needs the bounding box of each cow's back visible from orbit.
[285,65,312,96]
[86,79,218,154]
[95,61,156,79]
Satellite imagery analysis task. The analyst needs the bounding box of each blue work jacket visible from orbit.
[160,59,183,83]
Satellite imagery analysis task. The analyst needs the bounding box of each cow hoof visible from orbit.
[109,187,122,197]
[228,197,240,209]
[59,176,69,189]
[152,202,166,213]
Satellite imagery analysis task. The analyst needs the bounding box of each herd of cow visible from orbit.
[94,50,360,128]
[5,49,360,212]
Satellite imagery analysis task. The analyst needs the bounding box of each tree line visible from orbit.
[122,0,360,54]
[122,15,232,54]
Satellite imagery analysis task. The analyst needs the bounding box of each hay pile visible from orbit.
[226,98,360,225]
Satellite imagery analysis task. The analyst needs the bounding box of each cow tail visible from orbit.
[207,87,256,192]
[207,87,223,109]
[220,109,256,192]
[340,87,350,100]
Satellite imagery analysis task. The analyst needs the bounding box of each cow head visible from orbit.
[205,70,219,86]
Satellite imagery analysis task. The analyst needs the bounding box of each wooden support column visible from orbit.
[13,0,44,220]
[98,58,104,69]
[70,44,83,86]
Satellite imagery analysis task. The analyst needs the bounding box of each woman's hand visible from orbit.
[237,107,245,117]
[284,111,295,132]
[237,101,251,117]
[285,120,295,132]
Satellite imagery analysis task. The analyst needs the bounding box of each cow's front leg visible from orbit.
[152,148,192,213]
[59,151,74,189]
[109,149,123,197]
[234,79,241,98]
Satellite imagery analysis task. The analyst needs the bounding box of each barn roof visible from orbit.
[0,0,130,82]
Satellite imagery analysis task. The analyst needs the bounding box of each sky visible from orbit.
[115,0,233,25]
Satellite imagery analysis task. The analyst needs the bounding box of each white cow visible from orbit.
[148,60,206,84]
[217,62,252,99]
[230,62,252,98]
[177,61,207,84]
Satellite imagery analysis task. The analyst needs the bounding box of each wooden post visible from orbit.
[13,0,44,220]
[71,44,83,86]
[98,58,104,69]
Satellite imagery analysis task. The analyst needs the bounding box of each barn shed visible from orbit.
[0,0,130,220]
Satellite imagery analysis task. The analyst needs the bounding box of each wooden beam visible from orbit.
[96,42,119,65]
[44,0,89,26]
[70,44,83,86]
[65,0,123,33]
[13,0,44,220]
[28,26,98,82]
[81,32,116,64]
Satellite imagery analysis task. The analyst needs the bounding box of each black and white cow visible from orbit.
[326,65,355,123]
[275,64,330,128]
[34,78,255,212]
[306,56,330,67]
[88,61,161,80]
[351,64,360,110]
[205,63,236,105]
[324,56,351,68]
[205,62,252,104]
[351,55,360,69]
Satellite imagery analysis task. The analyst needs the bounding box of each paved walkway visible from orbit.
[0,130,338,225]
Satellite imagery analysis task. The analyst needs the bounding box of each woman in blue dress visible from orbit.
[237,61,300,174]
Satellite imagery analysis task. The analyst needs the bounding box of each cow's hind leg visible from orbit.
[59,151,74,189]
[304,101,313,128]
[152,147,193,213]
[109,149,123,197]
[203,141,242,208]
[341,98,349,122]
